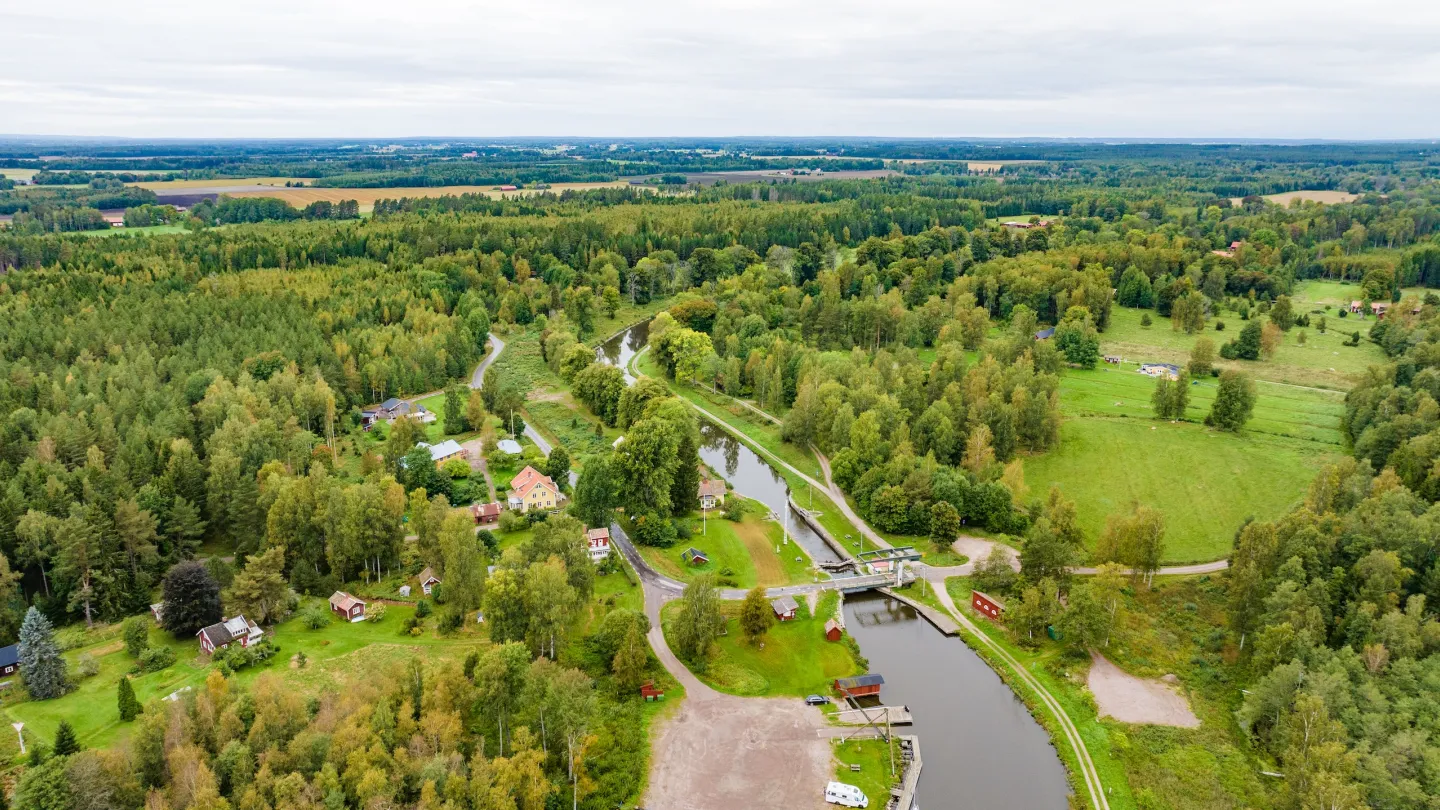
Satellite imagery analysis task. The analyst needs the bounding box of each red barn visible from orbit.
[824,618,843,642]
[972,590,1005,620]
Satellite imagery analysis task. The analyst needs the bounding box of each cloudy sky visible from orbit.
[2,0,1438,139]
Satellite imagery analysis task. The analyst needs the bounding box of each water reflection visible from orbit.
[844,593,1072,809]
[596,320,650,384]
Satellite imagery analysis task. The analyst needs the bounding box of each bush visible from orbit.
[476,530,498,556]
[367,604,388,623]
[414,600,432,619]
[438,608,464,633]
[1139,313,1153,327]
[137,646,177,673]
[1214,321,1225,331]
[722,498,745,522]
[301,605,331,630]
[213,639,278,674]
[76,654,100,679]
[497,510,527,533]
[674,521,692,540]
[122,615,150,658]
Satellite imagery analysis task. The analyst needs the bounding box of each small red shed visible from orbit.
[834,674,884,699]
[824,618,843,642]
[972,590,1005,620]
[640,681,665,701]
[472,502,502,526]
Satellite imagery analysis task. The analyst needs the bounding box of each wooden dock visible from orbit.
[891,735,922,810]
[878,587,960,636]
[834,705,913,726]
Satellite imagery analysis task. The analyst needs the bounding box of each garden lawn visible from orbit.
[1024,417,1335,563]
[662,591,859,696]
[0,602,484,757]
[832,737,902,806]
[635,500,814,588]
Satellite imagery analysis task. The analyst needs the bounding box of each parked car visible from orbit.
[805,694,828,705]
[824,782,868,808]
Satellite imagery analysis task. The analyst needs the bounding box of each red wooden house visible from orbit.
[834,674,884,699]
[329,591,367,622]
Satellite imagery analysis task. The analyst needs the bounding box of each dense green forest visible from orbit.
[2,146,1440,810]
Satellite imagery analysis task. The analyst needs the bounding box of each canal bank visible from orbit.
[597,320,1077,809]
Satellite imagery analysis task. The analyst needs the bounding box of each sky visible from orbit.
[2,0,1439,140]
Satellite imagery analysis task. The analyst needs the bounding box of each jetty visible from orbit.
[835,705,914,726]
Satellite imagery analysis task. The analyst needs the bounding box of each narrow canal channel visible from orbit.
[598,321,1071,809]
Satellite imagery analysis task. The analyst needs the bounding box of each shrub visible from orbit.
[76,654,100,679]
[138,646,177,673]
[301,606,330,630]
[722,498,745,522]
[414,600,432,619]
[1139,313,1153,327]
[674,521,692,540]
[295,651,308,669]
[367,604,388,623]
[497,510,527,533]
[1214,320,1225,331]
[123,615,150,658]
[438,609,464,633]
[213,639,278,674]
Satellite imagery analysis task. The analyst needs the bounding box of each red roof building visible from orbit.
[472,501,502,526]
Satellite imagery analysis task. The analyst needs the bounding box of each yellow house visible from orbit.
[508,465,559,513]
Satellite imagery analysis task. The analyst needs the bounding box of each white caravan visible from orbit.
[824,782,869,808]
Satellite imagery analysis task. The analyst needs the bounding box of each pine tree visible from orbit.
[51,721,80,756]
[118,676,141,721]
[18,607,67,700]
[160,561,223,637]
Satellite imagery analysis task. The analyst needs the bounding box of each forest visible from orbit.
[0,145,1439,809]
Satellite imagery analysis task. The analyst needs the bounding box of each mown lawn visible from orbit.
[832,737,902,807]
[1024,417,1335,562]
[635,500,815,589]
[662,591,858,697]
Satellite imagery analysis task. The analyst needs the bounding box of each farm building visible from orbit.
[771,595,799,621]
[508,465,559,513]
[681,547,709,566]
[1372,302,1390,319]
[1139,363,1181,380]
[198,615,263,655]
[472,501,503,526]
[586,527,612,561]
[0,643,16,676]
[496,438,523,455]
[329,591,367,622]
[698,479,726,510]
[834,674,884,699]
[419,567,442,595]
[824,619,844,642]
[972,590,1005,620]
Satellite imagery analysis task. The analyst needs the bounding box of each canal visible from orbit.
[598,320,1072,809]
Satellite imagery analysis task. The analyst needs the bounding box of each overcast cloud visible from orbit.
[2,0,1438,139]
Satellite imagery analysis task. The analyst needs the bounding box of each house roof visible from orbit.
[199,617,245,647]
[421,439,464,462]
[587,527,611,542]
[419,566,441,584]
[824,618,842,634]
[835,674,885,690]
[972,589,1006,609]
[330,591,365,612]
[511,466,558,500]
[496,439,523,455]
[0,643,17,668]
[1034,327,1056,340]
[473,502,503,518]
[681,547,708,561]
[698,479,726,498]
[380,398,403,411]
[771,596,799,614]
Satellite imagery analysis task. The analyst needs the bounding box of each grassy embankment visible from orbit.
[937,574,1275,810]
[635,499,818,589]
[660,591,859,697]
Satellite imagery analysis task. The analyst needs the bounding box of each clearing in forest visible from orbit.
[1087,653,1200,728]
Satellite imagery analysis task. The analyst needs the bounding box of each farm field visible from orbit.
[1228,189,1358,206]
[635,499,816,589]
[221,181,640,212]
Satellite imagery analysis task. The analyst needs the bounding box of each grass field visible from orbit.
[636,500,815,589]
[662,591,858,697]
[1025,417,1335,563]
[1100,301,1385,390]
[1228,189,1357,206]
[832,737,902,806]
[78,224,189,238]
